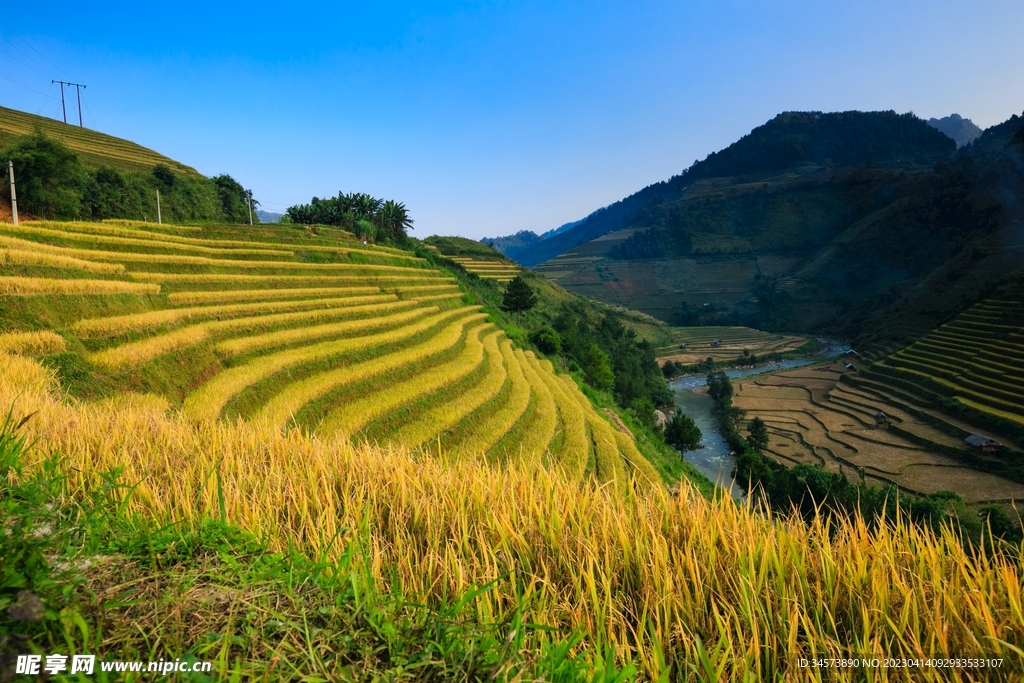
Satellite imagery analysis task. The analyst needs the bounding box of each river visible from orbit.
[668,340,852,498]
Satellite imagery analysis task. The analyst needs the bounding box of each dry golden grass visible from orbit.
[4,351,1022,680]
[258,315,490,431]
[0,276,159,296]
[390,329,507,449]
[453,343,531,458]
[72,293,394,337]
[213,303,428,357]
[91,301,424,371]
[3,223,293,257]
[533,359,589,480]
[0,330,66,355]
[183,308,479,422]
[0,248,125,274]
[127,272,447,286]
[318,324,490,437]
[167,286,380,305]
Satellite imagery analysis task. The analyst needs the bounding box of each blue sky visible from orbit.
[1,1,1022,239]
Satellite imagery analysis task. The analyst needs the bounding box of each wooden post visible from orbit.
[156,189,162,224]
[8,161,18,226]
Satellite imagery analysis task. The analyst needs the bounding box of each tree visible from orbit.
[706,371,733,405]
[747,417,769,453]
[500,276,537,324]
[579,343,614,390]
[664,410,701,452]
[376,199,414,241]
[2,132,85,218]
[529,326,561,355]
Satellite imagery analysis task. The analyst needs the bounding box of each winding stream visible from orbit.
[668,341,852,498]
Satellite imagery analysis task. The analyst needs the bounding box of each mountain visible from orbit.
[927,113,984,148]
[481,219,583,259]
[528,109,1024,349]
[514,110,954,268]
[256,209,283,223]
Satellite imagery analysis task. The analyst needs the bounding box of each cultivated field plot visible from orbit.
[656,326,808,364]
[733,361,1024,504]
[449,256,520,282]
[0,220,656,486]
[871,292,1024,425]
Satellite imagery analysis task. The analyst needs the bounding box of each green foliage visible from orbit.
[529,325,562,355]
[286,192,413,243]
[664,410,702,452]
[746,416,769,453]
[500,276,538,322]
[579,343,615,390]
[212,173,257,223]
[3,131,85,218]
[0,131,256,223]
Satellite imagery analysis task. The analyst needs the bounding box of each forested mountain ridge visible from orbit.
[511,110,955,267]
[527,109,1024,352]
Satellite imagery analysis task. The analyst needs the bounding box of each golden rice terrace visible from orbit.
[0,220,657,484]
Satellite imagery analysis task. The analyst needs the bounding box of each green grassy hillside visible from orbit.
[0,219,674,489]
[0,105,199,176]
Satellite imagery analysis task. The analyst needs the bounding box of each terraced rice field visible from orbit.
[732,361,1024,504]
[0,220,654,486]
[871,293,1024,424]
[449,256,520,282]
[656,326,808,364]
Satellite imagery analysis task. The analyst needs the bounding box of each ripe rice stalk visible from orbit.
[387,329,507,449]
[507,352,557,462]
[90,301,426,371]
[4,350,1023,680]
[0,234,429,272]
[2,223,293,257]
[0,276,159,296]
[257,315,489,430]
[168,286,380,305]
[0,330,66,355]
[183,307,479,422]
[534,362,589,480]
[454,342,531,458]
[383,284,461,293]
[581,399,628,486]
[1,248,124,274]
[214,303,431,357]
[72,292,393,337]
[317,324,491,437]
[100,219,203,232]
[127,272,448,285]
[407,293,464,304]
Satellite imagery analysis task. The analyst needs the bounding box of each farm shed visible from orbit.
[874,411,889,429]
[710,338,722,348]
[679,342,688,349]
[964,434,1000,456]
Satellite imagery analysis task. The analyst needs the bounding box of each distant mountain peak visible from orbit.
[927,114,983,148]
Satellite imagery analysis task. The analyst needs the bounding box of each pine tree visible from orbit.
[500,276,537,324]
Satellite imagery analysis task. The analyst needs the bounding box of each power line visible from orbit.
[0,33,60,79]
[0,45,54,80]
[0,19,70,79]
[0,71,60,99]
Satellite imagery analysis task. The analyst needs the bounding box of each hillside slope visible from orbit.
[0,219,661,487]
[531,110,1024,343]
[0,105,199,176]
[512,110,955,267]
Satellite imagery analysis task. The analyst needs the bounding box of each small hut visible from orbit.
[874,411,889,429]
[845,363,856,371]
[710,338,722,348]
[678,342,688,349]
[964,434,1000,456]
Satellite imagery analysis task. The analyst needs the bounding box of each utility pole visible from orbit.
[247,190,253,226]
[8,161,18,226]
[52,81,87,126]
[156,189,161,224]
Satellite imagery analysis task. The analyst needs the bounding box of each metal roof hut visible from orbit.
[710,338,722,348]
[964,434,1000,456]
[679,342,688,349]
[874,411,889,429]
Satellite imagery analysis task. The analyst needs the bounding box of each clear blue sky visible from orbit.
[2,1,1022,239]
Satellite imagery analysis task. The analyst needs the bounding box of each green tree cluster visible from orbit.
[286,192,413,244]
[664,410,701,452]
[551,304,672,421]
[499,276,538,324]
[1,132,256,223]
